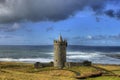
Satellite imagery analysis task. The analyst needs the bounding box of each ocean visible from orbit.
[0,45,120,64]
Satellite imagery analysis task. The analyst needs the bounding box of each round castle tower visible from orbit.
[54,35,67,69]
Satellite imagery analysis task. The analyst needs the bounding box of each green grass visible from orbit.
[0,62,120,80]
[66,66,99,76]
[87,76,120,80]
[94,64,120,75]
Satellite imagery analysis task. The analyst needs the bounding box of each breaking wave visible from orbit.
[0,51,120,64]
[0,58,53,63]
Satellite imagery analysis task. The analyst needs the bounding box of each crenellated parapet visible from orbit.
[54,40,67,46]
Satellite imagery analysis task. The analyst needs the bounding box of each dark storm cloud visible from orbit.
[103,0,120,19]
[104,9,120,19]
[105,9,115,17]
[0,0,120,23]
[0,0,5,3]
[116,10,120,19]
[90,1,106,15]
[0,0,107,23]
[89,0,120,20]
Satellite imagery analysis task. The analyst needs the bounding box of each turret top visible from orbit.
[58,35,63,42]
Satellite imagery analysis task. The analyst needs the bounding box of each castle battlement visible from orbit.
[54,40,67,46]
[54,40,67,43]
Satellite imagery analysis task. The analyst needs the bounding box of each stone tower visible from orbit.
[54,35,67,69]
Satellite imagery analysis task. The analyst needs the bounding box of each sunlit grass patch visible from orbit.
[68,66,98,76]
[0,62,120,80]
[95,64,120,75]
[87,76,120,80]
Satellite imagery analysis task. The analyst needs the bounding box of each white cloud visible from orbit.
[87,35,92,39]
[0,23,21,32]
[11,23,20,30]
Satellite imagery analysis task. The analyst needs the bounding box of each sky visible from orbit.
[0,0,120,46]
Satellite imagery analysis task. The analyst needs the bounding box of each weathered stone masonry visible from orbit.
[54,35,67,69]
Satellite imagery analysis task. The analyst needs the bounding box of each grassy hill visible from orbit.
[0,62,120,80]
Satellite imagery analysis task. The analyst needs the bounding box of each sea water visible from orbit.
[0,45,120,64]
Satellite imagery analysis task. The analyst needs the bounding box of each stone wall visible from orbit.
[34,62,53,68]
[34,61,92,68]
[65,61,92,68]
